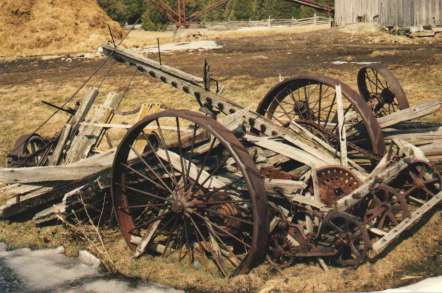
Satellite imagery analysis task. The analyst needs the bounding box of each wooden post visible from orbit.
[133,103,163,153]
[64,91,122,164]
[48,88,99,165]
[336,84,348,168]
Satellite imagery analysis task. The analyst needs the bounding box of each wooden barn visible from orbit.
[335,0,442,29]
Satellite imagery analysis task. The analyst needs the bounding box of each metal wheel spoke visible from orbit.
[192,211,251,249]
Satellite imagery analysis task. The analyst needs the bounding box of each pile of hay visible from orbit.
[0,0,123,57]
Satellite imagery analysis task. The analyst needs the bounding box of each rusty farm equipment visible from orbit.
[0,44,441,277]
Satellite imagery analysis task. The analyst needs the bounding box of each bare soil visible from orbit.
[0,26,441,292]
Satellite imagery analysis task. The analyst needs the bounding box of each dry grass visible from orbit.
[0,0,123,58]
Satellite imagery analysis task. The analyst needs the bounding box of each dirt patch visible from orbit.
[0,0,123,58]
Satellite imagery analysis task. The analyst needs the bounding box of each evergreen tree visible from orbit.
[98,0,333,29]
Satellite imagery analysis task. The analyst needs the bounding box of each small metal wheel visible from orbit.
[317,212,369,267]
[315,166,362,206]
[257,74,385,168]
[112,109,268,277]
[363,185,409,232]
[392,160,442,204]
[357,64,409,117]
[7,133,49,167]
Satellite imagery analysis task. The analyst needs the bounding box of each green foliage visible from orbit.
[98,0,333,29]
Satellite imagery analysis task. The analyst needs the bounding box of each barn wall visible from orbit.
[335,0,380,25]
[335,0,442,27]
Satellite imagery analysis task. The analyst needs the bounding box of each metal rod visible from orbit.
[41,101,76,115]
[157,38,162,65]
[107,24,116,47]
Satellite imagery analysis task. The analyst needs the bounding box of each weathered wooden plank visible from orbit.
[134,210,165,258]
[33,202,65,226]
[244,135,327,168]
[48,124,72,166]
[133,103,163,153]
[378,101,441,129]
[64,92,123,164]
[0,180,87,219]
[264,179,306,194]
[286,194,328,211]
[156,148,226,189]
[0,150,117,184]
[384,126,442,145]
[0,165,108,184]
[48,88,99,165]
[336,85,348,167]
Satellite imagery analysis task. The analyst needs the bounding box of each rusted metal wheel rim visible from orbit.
[257,74,385,167]
[357,64,409,117]
[7,133,48,167]
[111,109,268,276]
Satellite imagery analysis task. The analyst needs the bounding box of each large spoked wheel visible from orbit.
[357,64,409,117]
[257,74,385,168]
[112,110,268,276]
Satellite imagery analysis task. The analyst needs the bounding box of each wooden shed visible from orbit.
[335,0,442,28]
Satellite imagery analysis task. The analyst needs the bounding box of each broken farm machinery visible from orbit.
[0,43,441,277]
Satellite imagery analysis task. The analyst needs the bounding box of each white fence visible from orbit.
[125,15,332,31]
[196,15,332,30]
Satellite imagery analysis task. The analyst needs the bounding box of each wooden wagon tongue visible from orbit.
[0,45,441,276]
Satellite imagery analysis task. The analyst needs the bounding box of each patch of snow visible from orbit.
[0,243,183,292]
[64,279,182,293]
[332,60,381,65]
[78,250,101,268]
[0,246,98,290]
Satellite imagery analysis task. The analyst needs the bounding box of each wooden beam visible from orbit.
[156,148,226,189]
[48,88,99,165]
[64,92,123,164]
[0,150,117,184]
[244,135,329,168]
[335,84,348,167]
[378,101,441,129]
[264,179,306,194]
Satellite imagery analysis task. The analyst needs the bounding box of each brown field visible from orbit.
[0,25,441,292]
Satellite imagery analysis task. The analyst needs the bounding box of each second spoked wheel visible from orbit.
[112,110,268,276]
[357,64,409,117]
[257,74,385,168]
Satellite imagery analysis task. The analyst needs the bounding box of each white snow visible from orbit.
[0,243,182,292]
[332,60,381,65]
